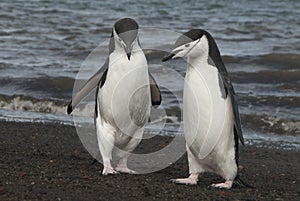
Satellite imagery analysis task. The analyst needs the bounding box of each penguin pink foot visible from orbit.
[170,173,198,185]
[115,159,137,174]
[115,167,137,174]
[211,180,233,189]
[102,166,118,175]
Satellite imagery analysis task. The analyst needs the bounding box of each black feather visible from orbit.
[95,68,108,118]
[67,101,73,115]
[149,73,161,107]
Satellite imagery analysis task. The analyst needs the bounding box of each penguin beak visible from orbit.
[125,45,132,60]
[161,53,175,62]
[126,52,131,60]
[161,49,182,62]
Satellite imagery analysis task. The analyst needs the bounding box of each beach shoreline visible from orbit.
[0,121,299,200]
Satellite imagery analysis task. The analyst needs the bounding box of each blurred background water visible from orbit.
[0,0,299,149]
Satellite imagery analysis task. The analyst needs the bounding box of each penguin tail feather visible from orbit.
[91,159,98,165]
[235,175,255,188]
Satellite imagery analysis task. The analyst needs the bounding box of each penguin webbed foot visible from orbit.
[170,178,198,185]
[115,167,137,174]
[170,173,199,185]
[102,167,119,175]
[210,180,233,189]
[115,161,137,174]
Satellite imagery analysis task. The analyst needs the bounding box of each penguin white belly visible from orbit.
[97,50,151,149]
[183,64,236,177]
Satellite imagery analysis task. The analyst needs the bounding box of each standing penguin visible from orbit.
[162,29,246,189]
[67,18,161,175]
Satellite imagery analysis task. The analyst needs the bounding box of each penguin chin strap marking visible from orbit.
[182,39,200,58]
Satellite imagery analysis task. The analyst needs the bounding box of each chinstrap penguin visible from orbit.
[67,18,161,175]
[162,29,250,189]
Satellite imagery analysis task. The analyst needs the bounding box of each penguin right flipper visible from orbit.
[149,73,161,107]
[207,31,244,146]
[221,74,244,146]
[67,59,109,114]
[210,53,244,146]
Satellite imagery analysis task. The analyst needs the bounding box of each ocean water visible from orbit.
[0,0,299,149]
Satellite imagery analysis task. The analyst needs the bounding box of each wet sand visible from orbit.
[0,122,299,200]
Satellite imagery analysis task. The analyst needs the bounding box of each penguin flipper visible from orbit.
[221,74,244,146]
[209,54,244,145]
[231,93,244,145]
[67,59,109,114]
[95,68,108,118]
[149,73,161,107]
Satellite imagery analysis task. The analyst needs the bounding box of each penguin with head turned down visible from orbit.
[67,18,161,175]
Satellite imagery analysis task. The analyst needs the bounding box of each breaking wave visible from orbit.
[0,94,96,117]
[0,95,68,115]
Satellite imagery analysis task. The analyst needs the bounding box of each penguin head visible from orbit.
[112,18,139,60]
[162,29,217,62]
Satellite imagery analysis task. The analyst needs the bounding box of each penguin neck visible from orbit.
[113,40,142,58]
[187,54,209,70]
[108,40,147,72]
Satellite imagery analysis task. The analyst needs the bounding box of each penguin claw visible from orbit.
[170,178,198,185]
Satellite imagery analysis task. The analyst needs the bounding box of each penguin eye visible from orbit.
[185,44,190,47]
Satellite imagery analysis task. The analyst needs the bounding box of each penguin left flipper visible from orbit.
[149,73,161,107]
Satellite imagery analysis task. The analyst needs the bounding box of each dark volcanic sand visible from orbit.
[0,122,299,200]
